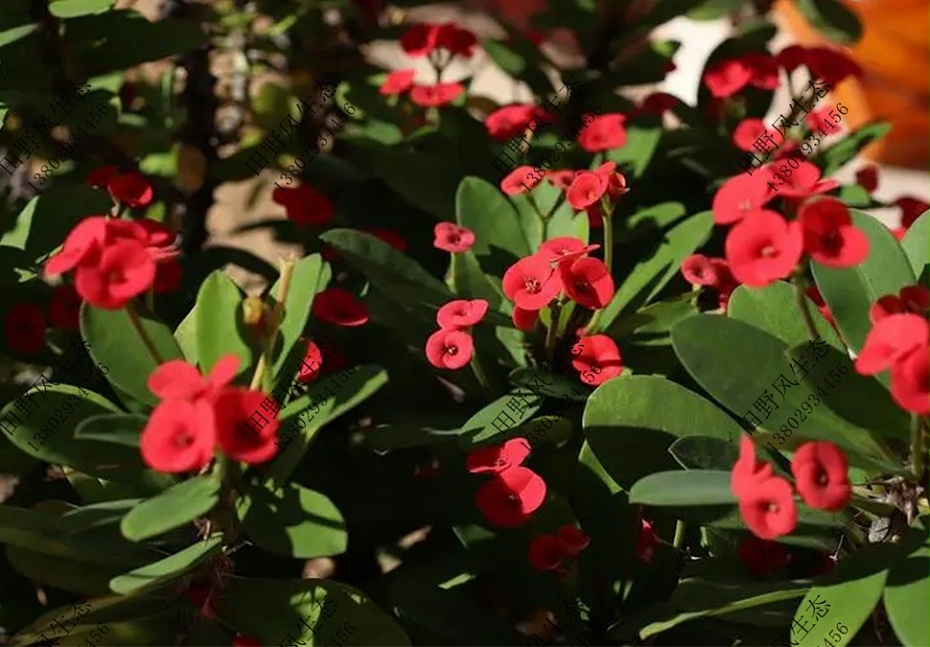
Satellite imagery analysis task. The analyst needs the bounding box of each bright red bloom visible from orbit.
[437,298,489,330]
[512,306,537,332]
[798,197,868,268]
[232,635,263,647]
[140,399,216,473]
[539,237,599,264]
[895,197,929,229]
[433,222,476,253]
[148,354,238,402]
[475,465,547,527]
[566,171,607,211]
[777,162,840,200]
[870,286,930,324]
[86,165,120,189]
[571,334,622,386]
[501,166,539,196]
[400,23,439,57]
[502,254,562,311]
[425,328,474,370]
[556,524,591,556]
[855,165,879,193]
[484,104,546,142]
[739,536,790,577]
[725,210,803,287]
[593,161,629,201]
[711,169,776,225]
[529,534,569,572]
[272,184,335,227]
[806,108,841,135]
[107,171,153,208]
[74,239,156,309]
[790,441,851,511]
[214,388,279,464]
[804,46,862,86]
[363,228,408,252]
[578,113,627,153]
[436,22,478,57]
[732,118,769,151]
[703,58,753,99]
[681,254,720,287]
[775,45,808,73]
[738,475,798,540]
[409,83,464,108]
[559,257,614,309]
[466,437,531,474]
[379,68,416,95]
[855,313,929,375]
[547,170,577,191]
[312,288,369,327]
[731,435,775,499]
[891,349,929,415]
[636,518,657,563]
[48,284,82,330]
[743,52,780,90]
[4,303,45,355]
[297,340,324,383]
[44,216,110,276]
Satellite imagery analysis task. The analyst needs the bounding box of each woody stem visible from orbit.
[545,301,562,361]
[792,272,819,342]
[249,257,296,391]
[585,206,614,334]
[125,301,164,365]
[909,414,924,480]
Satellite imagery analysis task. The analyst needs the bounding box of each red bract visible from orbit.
[855,313,928,375]
[409,83,464,108]
[547,170,577,191]
[742,52,780,90]
[436,22,478,57]
[140,399,216,473]
[855,165,879,193]
[636,518,657,563]
[556,524,591,556]
[732,118,769,151]
[703,58,753,99]
[539,236,599,264]
[566,172,607,210]
[502,254,562,311]
[790,441,851,511]
[512,306,537,332]
[681,254,720,287]
[869,286,930,324]
[559,257,614,309]
[86,165,120,189]
[466,438,531,474]
[48,284,82,330]
[739,536,790,577]
[777,162,839,200]
[798,197,869,268]
[44,216,110,276]
[807,285,835,326]
[475,465,547,527]
[737,475,798,540]
[433,221,476,253]
[271,184,335,227]
[297,341,324,383]
[148,355,238,402]
[485,104,546,142]
[379,68,416,95]
[891,349,930,415]
[4,303,45,355]
[806,108,841,135]
[637,91,680,116]
[895,197,929,229]
[529,534,569,572]
[74,239,156,309]
[400,23,439,57]
[501,166,539,196]
[425,328,474,370]
[214,388,279,464]
[711,169,775,225]
[571,334,622,385]
[363,228,408,252]
[312,288,370,327]
[804,46,862,86]
[578,113,627,153]
[595,161,629,202]
[731,435,775,499]
[437,298,489,330]
[107,171,154,208]
[233,635,263,647]
[725,210,803,287]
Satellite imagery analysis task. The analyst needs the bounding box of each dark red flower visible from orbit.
[74,239,156,309]
[890,348,929,415]
[312,288,369,327]
[433,222,476,253]
[566,171,607,210]
[703,58,753,99]
[502,254,562,311]
[214,388,279,464]
[466,437,531,474]
[777,162,839,200]
[86,165,120,189]
[400,23,439,57]
[140,399,216,473]
[484,104,547,142]
[409,83,464,108]
[637,91,680,117]
[578,113,627,153]
[297,340,324,383]
[436,22,478,57]
[681,254,720,287]
[539,236,599,264]
[379,68,416,96]
[806,108,841,135]
[233,635,263,647]
[363,228,408,252]
[798,197,869,268]
[731,435,775,499]
[48,284,82,330]
[776,45,808,73]
[790,441,851,511]
[571,334,622,386]
[739,536,790,577]
[636,518,657,563]
[711,169,776,225]
[437,298,489,330]
[512,306,537,331]
[732,118,769,151]
[529,534,569,572]
[855,165,879,193]
[743,52,780,90]
[272,184,335,227]
[501,165,540,196]
[185,582,217,620]
[895,196,929,229]
[547,170,578,191]
[475,465,547,527]
[855,313,928,375]
[4,303,46,355]
[725,210,803,287]
[559,257,614,309]
[804,46,862,86]
[556,524,591,556]
[425,328,474,370]
[738,475,798,540]
[107,171,153,208]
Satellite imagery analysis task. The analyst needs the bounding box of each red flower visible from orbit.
[312,288,369,327]
[895,196,929,229]
[807,285,835,326]
[547,170,577,191]
[725,210,803,287]
[48,284,82,330]
[184,582,217,620]
[731,435,775,499]
[475,465,547,527]
[466,437,531,474]
[738,475,798,540]
[436,22,478,57]
[272,184,335,227]
[739,536,790,577]
[140,399,216,473]
[512,306,537,332]
[703,58,753,99]
[804,47,862,86]
[891,349,929,415]
[153,257,183,294]
[409,83,464,108]
[711,169,776,225]
[559,257,614,309]
[790,441,851,511]
[855,313,928,375]
[806,108,841,135]
[870,286,930,324]
[556,524,591,556]
[44,216,110,276]
[501,166,539,196]
[732,119,769,151]
[233,635,263,647]
[855,165,879,193]
[539,236,599,264]
[571,334,622,386]
[637,91,680,116]
[4,303,46,355]
[777,162,839,200]
[502,254,562,311]
[148,355,238,402]
[529,534,569,572]
[400,23,439,57]
[379,68,416,96]
[566,171,607,210]
[743,52,780,90]
[484,104,546,142]
[578,113,627,153]
[595,161,629,202]
[798,197,868,268]
[681,254,720,287]
[437,298,489,330]
[433,221,476,253]
[107,171,153,209]
[425,328,474,370]
[636,518,657,563]
[86,165,120,189]
[74,239,156,309]
[363,228,408,252]
[214,388,279,464]
[775,45,808,73]
[297,340,324,383]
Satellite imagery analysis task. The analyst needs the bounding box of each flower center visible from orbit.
[739,200,753,212]
[767,502,779,513]
[524,277,541,294]
[506,493,521,506]
[816,469,828,486]
[574,280,590,294]
[821,231,842,253]
[444,344,458,356]
[174,431,194,449]
[106,269,124,283]
[760,244,777,258]
[448,234,461,244]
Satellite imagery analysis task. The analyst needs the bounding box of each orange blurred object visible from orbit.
[778,0,930,169]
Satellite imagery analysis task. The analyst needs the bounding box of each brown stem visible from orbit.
[126,301,164,365]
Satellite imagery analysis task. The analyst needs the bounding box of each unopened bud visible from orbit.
[242,296,266,326]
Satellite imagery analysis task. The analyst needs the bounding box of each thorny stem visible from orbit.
[792,272,819,342]
[545,301,562,361]
[249,257,296,391]
[126,301,164,365]
[910,414,924,480]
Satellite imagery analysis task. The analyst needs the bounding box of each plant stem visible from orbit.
[585,208,614,334]
[545,301,562,361]
[910,414,924,480]
[126,301,164,365]
[470,355,490,389]
[793,273,819,342]
[673,520,687,550]
[249,257,296,391]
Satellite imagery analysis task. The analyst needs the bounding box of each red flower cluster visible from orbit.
[680,254,738,311]
[425,298,488,370]
[433,221,476,253]
[571,334,623,386]
[272,184,335,227]
[870,285,929,324]
[484,104,551,142]
[400,22,477,58]
[856,312,929,414]
[86,166,154,209]
[312,288,370,327]
[44,215,179,309]
[468,438,546,527]
[528,524,591,575]
[141,355,279,473]
[731,435,851,540]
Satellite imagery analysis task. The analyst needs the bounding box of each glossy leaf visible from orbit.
[49,0,115,18]
[728,282,843,349]
[455,176,538,262]
[883,543,929,646]
[901,211,929,281]
[629,470,735,506]
[270,254,327,377]
[819,122,891,176]
[195,270,254,377]
[73,413,147,448]
[109,535,223,595]
[668,436,739,471]
[120,474,219,542]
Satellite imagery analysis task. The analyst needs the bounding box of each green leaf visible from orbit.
[120,474,219,542]
[883,543,929,647]
[687,0,747,20]
[195,271,254,376]
[582,375,742,490]
[901,211,929,282]
[109,535,223,595]
[728,282,843,350]
[668,436,739,471]
[270,254,326,377]
[629,470,735,506]
[0,24,39,49]
[795,0,862,44]
[80,304,184,407]
[448,249,507,312]
[455,387,542,450]
[49,0,115,18]
[607,126,662,178]
[818,122,891,176]
[0,186,112,257]
[456,176,537,262]
[174,304,198,363]
[811,210,916,354]
[241,483,347,559]
[6,543,123,596]
[73,413,146,448]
